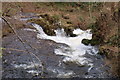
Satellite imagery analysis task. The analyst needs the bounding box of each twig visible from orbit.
[1,17,45,77]
[89,2,92,21]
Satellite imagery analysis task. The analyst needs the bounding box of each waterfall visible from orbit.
[32,24,98,71]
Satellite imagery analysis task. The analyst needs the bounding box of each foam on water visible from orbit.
[31,24,99,72]
[27,70,41,76]
[13,62,41,69]
[47,67,74,78]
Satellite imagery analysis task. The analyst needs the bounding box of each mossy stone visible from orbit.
[82,39,91,45]
[64,26,76,37]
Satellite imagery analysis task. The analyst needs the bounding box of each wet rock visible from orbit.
[82,39,91,45]
[66,21,72,24]
[27,17,56,36]
[64,26,77,37]
[82,38,103,46]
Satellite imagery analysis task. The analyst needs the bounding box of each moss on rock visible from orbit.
[82,39,91,45]
[27,14,58,36]
[28,14,78,37]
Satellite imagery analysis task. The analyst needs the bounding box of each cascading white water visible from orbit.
[32,23,98,71]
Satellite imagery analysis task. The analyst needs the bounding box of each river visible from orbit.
[2,14,111,78]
